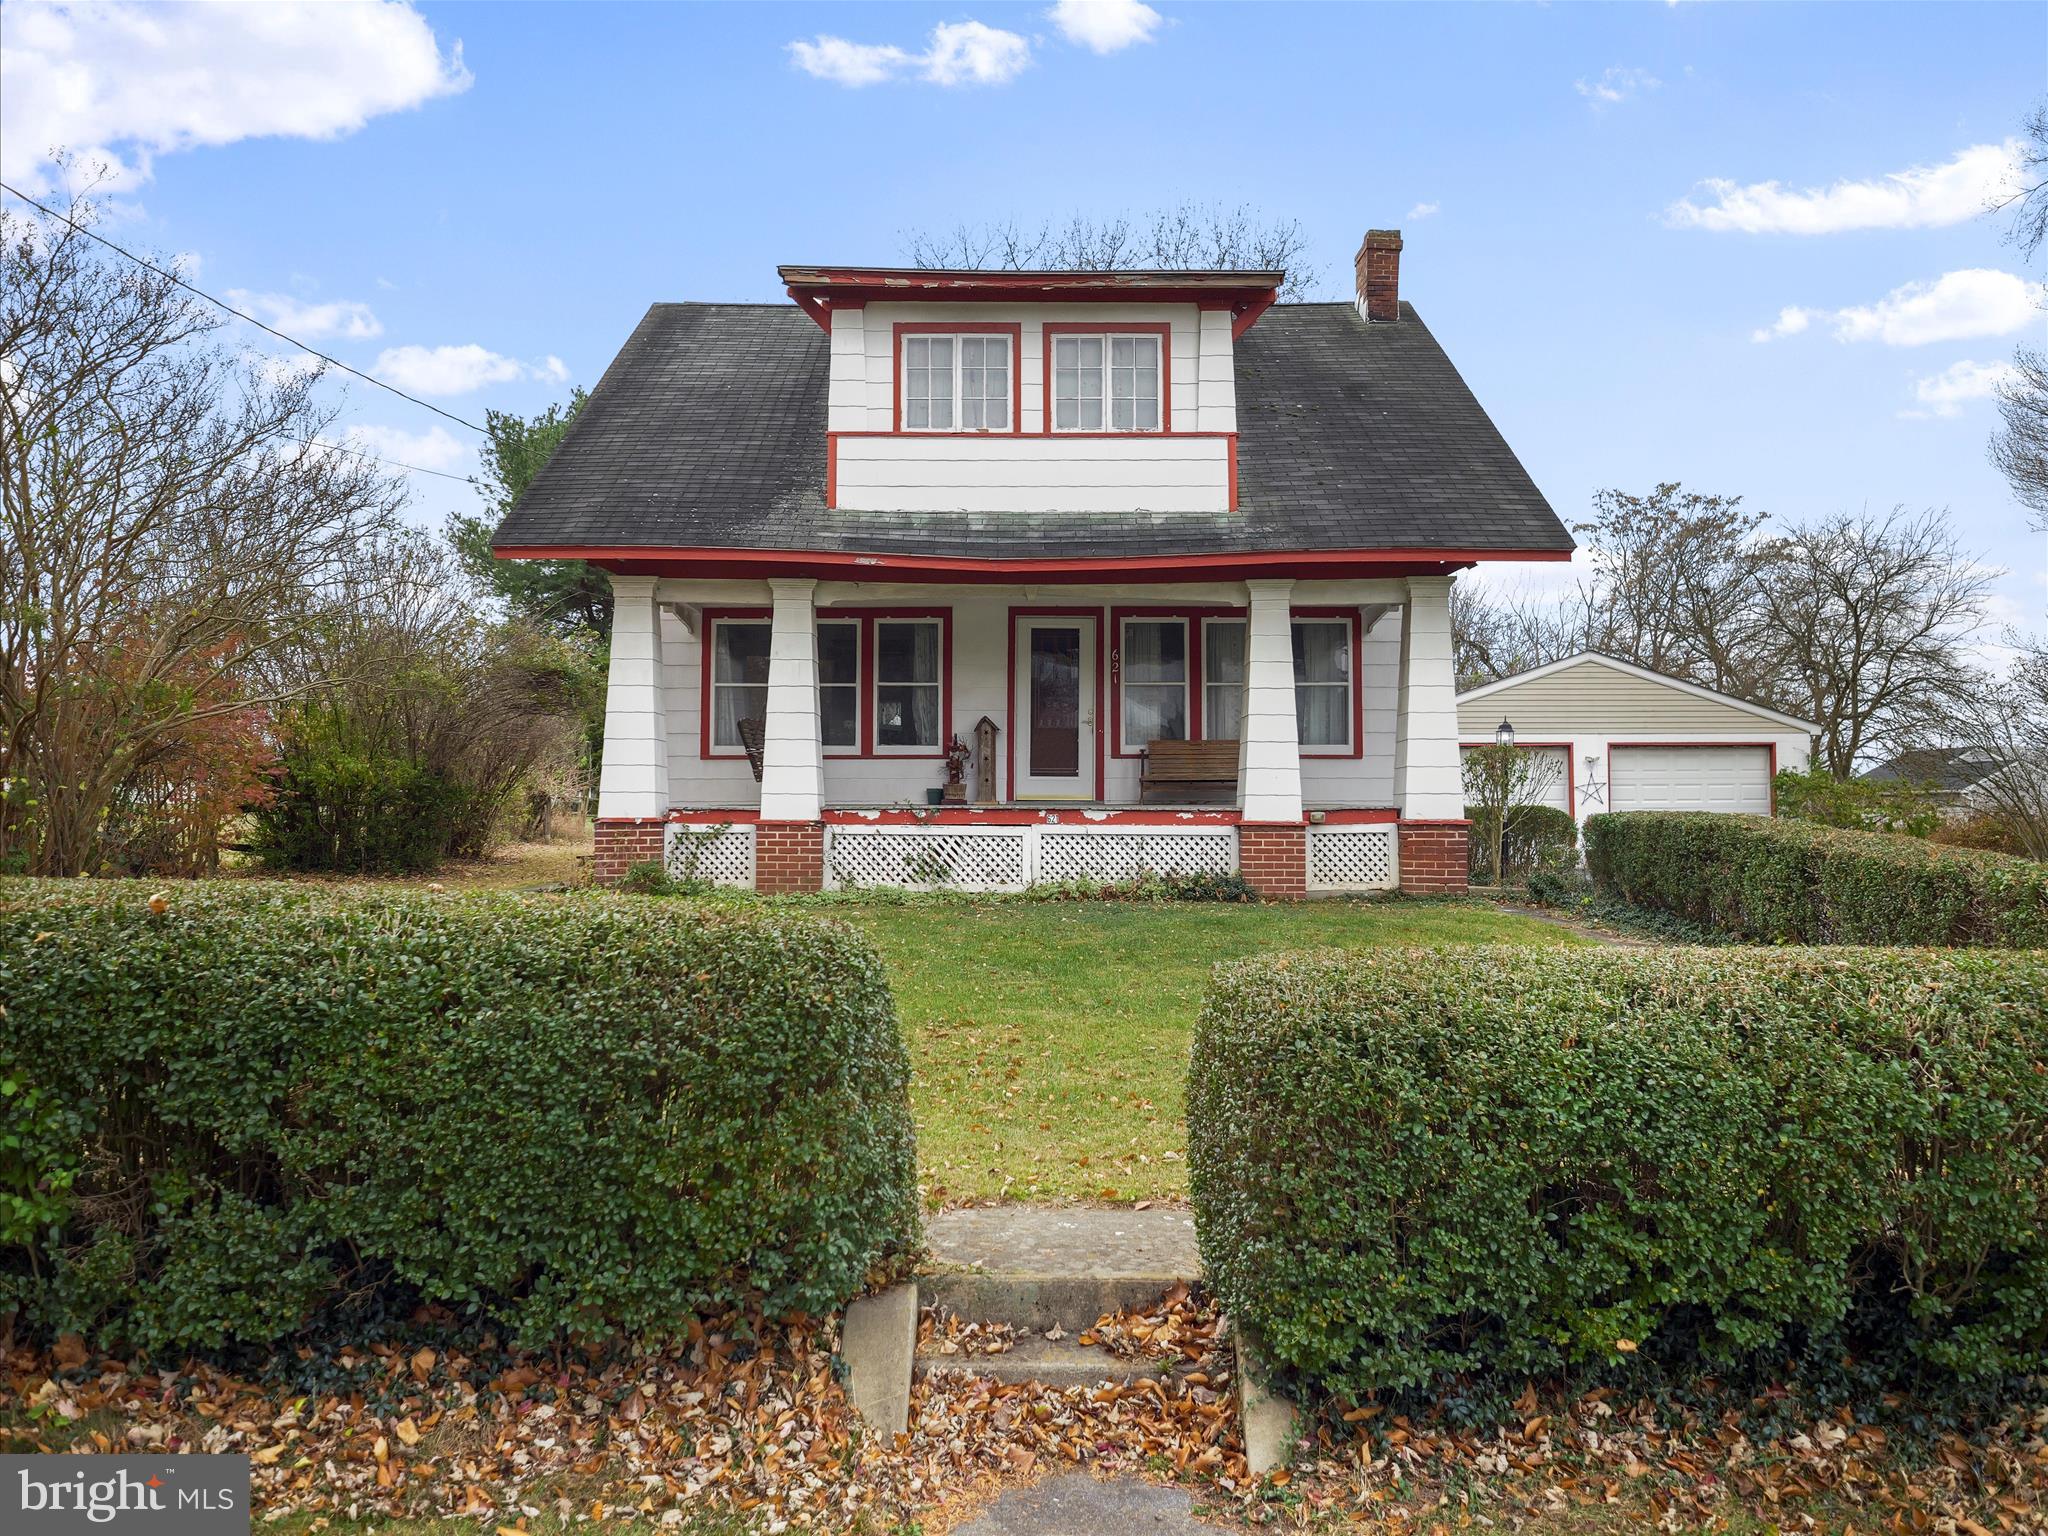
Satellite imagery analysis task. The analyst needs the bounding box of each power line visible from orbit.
[287,434,475,484]
[0,179,486,435]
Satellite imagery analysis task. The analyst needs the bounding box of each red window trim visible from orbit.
[1107,604,1245,758]
[1005,606,1106,803]
[891,322,1024,436]
[1288,607,1366,760]
[1603,741,1782,816]
[699,606,954,762]
[1458,740,1578,819]
[1041,321,1172,435]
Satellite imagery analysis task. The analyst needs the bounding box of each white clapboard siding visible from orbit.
[835,433,1230,513]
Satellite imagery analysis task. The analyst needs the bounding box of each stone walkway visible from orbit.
[925,1205,1198,1276]
[952,1473,1218,1534]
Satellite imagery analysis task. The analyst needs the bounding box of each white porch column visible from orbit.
[596,574,671,820]
[1237,579,1303,822]
[758,578,824,822]
[1393,575,1464,819]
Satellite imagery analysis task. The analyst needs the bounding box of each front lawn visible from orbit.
[836,898,1589,1204]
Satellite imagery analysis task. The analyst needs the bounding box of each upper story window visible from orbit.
[1052,332,1162,432]
[902,332,1012,432]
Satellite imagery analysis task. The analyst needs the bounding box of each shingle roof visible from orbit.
[490,300,1571,559]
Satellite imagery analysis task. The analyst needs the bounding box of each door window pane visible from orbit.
[876,620,941,748]
[711,622,771,750]
[818,621,858,749]
[1122,619,1187,749]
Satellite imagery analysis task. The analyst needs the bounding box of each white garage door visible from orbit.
[1610,746,1771,814]
[1461,745,1571,814]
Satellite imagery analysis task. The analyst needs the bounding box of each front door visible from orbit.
[1013,616,1097,799]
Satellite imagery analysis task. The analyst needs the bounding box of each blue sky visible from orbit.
[3,0,2043,641]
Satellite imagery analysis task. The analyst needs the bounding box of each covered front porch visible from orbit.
[593,572,1470,895]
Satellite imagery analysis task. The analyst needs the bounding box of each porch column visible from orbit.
[757,578,826,891]
[1237,579,1306,897]
[1393,574,1469,891]
[594,573,671,880]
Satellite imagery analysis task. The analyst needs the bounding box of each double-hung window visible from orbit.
[1291,618,1352,749]
[709,619,772,751]
[1119,618,1188,751]
[874,619,943,751]
[818,620,859,750]
[1191,617,1353,750]
[1052,332,1161,431]
[903,333,1011,431]
[1202,618,1246,740]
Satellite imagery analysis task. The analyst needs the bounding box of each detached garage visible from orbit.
[1456,653,1816,827]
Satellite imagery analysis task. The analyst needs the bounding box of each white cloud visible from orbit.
[786,36,912,88]
[372,343,562,396]
[923,22,1031,86]
[1048,0,1162,54]
[1667,141,2021,235]
[0,0,471,194]
[1906,358,2020,419]
[788,19,1029,87]
[1754,269,2039,348]
[1406,201,1440,221]
[340,422,468,474]
[1574,67,1659,107]
[227,289,382,341]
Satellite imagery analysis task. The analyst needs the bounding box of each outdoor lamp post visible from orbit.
[1489,719,1514,883]
[1496,718,1515,748]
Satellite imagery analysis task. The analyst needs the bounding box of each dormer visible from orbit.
[779,266,1282,516]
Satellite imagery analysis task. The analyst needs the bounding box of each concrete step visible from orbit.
[915,1334,1179,1389]
[920,1206,1200,1334]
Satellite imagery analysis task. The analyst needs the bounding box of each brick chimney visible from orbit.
[1355,229,1403,322]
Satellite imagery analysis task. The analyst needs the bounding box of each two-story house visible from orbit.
[491,229,1573,895]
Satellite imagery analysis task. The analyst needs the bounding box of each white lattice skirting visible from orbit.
[1306,824,1398,891]
[663,822,756,887]
[826,823,1237,893]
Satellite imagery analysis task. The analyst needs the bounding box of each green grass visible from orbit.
[835,897,1589,1205]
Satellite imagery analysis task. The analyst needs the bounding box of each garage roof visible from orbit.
[1457,652,1818,733]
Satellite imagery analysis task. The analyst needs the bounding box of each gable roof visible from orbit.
[1457,652,1819,732]
[1859,747,2001,790]
[490,300,1572,563]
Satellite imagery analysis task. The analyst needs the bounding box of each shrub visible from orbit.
[0,882,918,1353]
[1188,946,2048,1403]
[1465,802,1576,883]
[251,731,480,874]
[1583,812,2048,947]
[1773,764,1940,837]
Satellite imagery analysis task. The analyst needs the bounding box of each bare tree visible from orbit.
[1991,347,2048,530]
[1940,637,2048,860]
[1461,740,1564,884]
[1760,508,1992,777]
[1569,484,1785,697]
[1450,582,1576,690]
[904,201,1325,301]
[1996,100,2048,262]
[0,189,405,874]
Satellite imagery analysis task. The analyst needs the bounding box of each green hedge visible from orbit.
[0,883,918,1352]
[1188,946,2048,1401]
[1583,812,2048,947]
[1465,803,1577,883]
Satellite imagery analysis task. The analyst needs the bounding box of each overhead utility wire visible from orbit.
[1,179,487,435]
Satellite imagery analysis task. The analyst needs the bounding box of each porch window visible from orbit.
[902,334,1011,431]
[875,619,942,750]
[1202,618,1246,739]
[1293,618,1352,749]
[1053,333,1160,431]
[1120,618,1187,751]
[819,620,858,750]
[709,620,771,750]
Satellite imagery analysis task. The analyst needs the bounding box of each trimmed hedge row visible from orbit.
[1583,811,2048,947]
[1188,946,2048,1400]
[0,883,918,1352]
